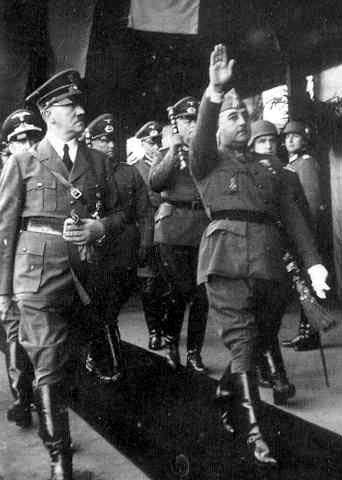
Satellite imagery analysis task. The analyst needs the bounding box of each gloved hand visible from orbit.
[307,264,330,299]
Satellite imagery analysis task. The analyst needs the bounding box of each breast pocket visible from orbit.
[14,234,45,294]
[26,178,57,211]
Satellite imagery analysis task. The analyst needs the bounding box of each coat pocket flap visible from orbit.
[155,202,173,222]
[205,219,247,238]
[16,235,45,256]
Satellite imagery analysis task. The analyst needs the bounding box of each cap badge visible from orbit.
[150,129,158,137]
[105,125,114,133]
[187,106,196,115]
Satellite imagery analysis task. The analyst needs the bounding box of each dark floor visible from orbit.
[1,298,342,479]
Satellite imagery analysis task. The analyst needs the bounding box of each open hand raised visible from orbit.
[209,44,235,93]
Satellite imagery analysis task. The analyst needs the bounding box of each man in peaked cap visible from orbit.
[128,121,173,351]
[281,120,323,352]
[190,44,329,465]
[1,108,44,154]
[84,113,153,379]
[0,108,43,430]
[149,97,209,374]
[0,70,125,479]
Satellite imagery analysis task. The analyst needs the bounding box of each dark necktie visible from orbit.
[62,144,73,172]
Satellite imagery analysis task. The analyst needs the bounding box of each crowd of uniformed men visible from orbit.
[0,44,330,477]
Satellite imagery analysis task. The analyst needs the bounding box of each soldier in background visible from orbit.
[127,121,168,350]
[281,120,322,351]
[149,97,209,373]
[190,44,329,464]
[0,109,43,428]
[248,120,296,406]
[84,114,153,379]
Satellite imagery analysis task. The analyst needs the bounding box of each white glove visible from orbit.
[307,264,330,299]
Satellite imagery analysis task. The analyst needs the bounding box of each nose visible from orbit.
[237,113,247,126]
[75,104,85,115]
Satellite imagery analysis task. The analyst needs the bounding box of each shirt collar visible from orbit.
[46,132,79,163]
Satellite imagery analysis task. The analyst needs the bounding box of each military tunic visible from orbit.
[0,137,125,386]
[190,95,321,372]
[149,146,208,350]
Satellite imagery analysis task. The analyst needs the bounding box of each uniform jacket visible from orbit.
[0,136,125,296]
[104,160,153,270]
[190,96,321,284]
[287,151,322,225]
[132,155,162,210]
[149,146,208,246]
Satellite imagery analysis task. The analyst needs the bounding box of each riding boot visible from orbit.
[6,340,33,428]
[35,383,73,480]
[215,366,235,434]
[186,349,207,373]
[164,336,181,370]
[282,310,320,351]
[141,277,164,351]
[230,372,277,465]
[86,323,124,383]
[186,285,208,373]
[263,341,296,405]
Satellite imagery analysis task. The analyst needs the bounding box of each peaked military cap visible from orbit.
[84,114,114,146]
[135,121,162,141]
[25,69,83,109]
[220,88,247,114]
[170,96,199,119]
[1,109,43,142]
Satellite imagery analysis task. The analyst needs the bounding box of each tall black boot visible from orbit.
[230,372,277,465]
[282,311,320,351]
[263,341,296,405]
[86,323,124,383]
[6,341,33,428]
[164,336,181,370]
[35,383,72,480]
[141,277,164,351]
[215,366,235,434]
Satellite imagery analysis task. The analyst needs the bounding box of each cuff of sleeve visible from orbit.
[205,86,225,104]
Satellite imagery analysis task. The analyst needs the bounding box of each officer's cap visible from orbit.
[1,109,43,143]
[169,97,199,119]
[248,120,278,146]
[282,120,310,138]
[135,121,162,141]
[25,69,83,110]
[84,114,114,146]
[220,88,246,114]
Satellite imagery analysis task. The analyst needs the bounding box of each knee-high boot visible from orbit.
[6,340,33,428]
[35,383,73,480]
[229,372,277,465]
[263,340,296,405]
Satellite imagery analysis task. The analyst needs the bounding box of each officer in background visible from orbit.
[149,97,209,373]
[0,71,126,479]
[248,120,296,406]
[281,120,323,351]
[84,114,153,378]
[190,44,329,465]
[127,121,168,350]
[0,109,43,428]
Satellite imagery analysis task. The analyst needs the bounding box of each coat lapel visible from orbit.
[33,136,70,178]
[69,143,91,184]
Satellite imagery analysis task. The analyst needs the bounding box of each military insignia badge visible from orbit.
[227,176,238,193]
[105,125,114,133]
[187,106,196,115]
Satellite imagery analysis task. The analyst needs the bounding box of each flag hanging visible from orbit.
[128,0,200,35]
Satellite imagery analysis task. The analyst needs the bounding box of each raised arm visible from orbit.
[190,44,236,180]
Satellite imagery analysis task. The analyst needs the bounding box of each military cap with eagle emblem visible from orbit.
[25,69,83,110]
[171,96,199,119]
[1,109,43,143]
[135,121,162,141]
[83,113,114,147]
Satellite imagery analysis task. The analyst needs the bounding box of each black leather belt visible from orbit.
[211,209,277,225]
[166,200,204,210]
[21,217,64,235]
